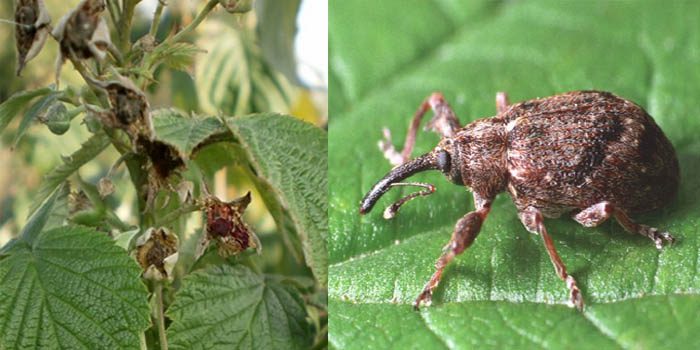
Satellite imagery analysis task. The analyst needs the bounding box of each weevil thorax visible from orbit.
[438,117,509,198]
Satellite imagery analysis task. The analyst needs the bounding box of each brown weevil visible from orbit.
[359,91,679,311]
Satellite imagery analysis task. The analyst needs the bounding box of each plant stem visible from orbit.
[155,203,202,227]
[154,282,168,350]
[105,0,121,28]
[119,0,141,52]
[166,0,219,45]
[149,0,166,38]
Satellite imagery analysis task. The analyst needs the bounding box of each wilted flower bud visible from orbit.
[52,0,111,82]
[14,0,51,76]
[201,192,261,258]
[134,227,179,281]
[135,136,186,180]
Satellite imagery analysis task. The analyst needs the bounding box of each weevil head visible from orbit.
[359,152,440,214]
[434,138,465,186]
[359,140,467,215]
[359,118,509,215]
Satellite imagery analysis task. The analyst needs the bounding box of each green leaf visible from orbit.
[0,87,52,135]
[29,132,112,215]
[12,91,61,148]
[147,42,204,72]
[0,226,150,349]
[329,0,700,348]
[167,264,313,349]
[226,114,328,285]
[151,108,225,157]
[196,21,296,116]
[255,0,302,85]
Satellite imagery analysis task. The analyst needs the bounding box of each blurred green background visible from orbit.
[329,1,700,349]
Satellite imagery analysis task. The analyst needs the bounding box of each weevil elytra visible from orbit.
[359,91,679,311]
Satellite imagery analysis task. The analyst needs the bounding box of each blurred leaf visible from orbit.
[192,141,243,175]
[167,264,313,349]
[255,0,301,85]
[225,114,327,285]
[44,182,70,232]
[0,87,52,136]
[28,131,111,216]
[329,0,700,348]
[0,225,150,349]
[12,91,61,148]
[196,21,296,116]
[150,108,225,156]
[147,42,204,72]
[0,183,66,255]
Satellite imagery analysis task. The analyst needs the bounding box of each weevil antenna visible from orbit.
[382,182,436,219]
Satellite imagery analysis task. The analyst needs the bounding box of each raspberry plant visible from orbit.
[0,1,327,349]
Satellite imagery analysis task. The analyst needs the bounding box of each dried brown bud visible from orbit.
[68,190,91,214]
[135,136,186,180]
[98,177,114,197]
[14,0,51,76]
[52,0,110,82]
[134,227,179,281]
[202,192,261,258]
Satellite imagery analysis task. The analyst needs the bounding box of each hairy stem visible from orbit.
[166,0,219,45]
[154,282,168,350]
[149,0,166,37]
[119,0,141,52]
[105,0,121,28]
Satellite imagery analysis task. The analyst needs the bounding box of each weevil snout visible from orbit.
[360,152,441,216]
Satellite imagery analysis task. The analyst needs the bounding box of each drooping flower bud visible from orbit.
[134,227,179,281]
[14,0,51,76]
[52,0,111,82]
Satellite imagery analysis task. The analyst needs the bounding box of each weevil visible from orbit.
[359,91,679,311]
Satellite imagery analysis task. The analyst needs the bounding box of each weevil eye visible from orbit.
[437,150,451,173]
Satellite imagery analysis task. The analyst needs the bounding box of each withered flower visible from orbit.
[14,0,51,76]
[88,74,151,136]
[199,192,261,258]
[134,227,179,281]
[135,136,186,180]
[52,0,111,80]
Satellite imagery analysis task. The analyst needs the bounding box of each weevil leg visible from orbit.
[519,207,584,311]
[383,182,436,219]
[496,92,510,114]
[379,92,462,166]
[414,195,491,310]
[572,201,675,250]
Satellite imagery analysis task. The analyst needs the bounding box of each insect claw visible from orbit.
[379,127,405,166]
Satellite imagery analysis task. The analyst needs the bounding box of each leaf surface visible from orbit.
[329,1,700,348]
[167,264,313,349]
[151,108,224,156]
[0,226,150,349]
[225,114,328,285]
[0,87,52,135]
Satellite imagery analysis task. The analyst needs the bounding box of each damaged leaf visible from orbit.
[14,0,51,76]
